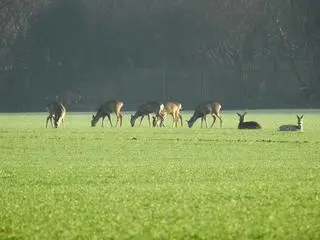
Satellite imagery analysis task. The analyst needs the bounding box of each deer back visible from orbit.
[92,100,123,127]
[238,121,262,129]
[279,115,303,131]
[47,101,66,128]
[99,100,120,114]
[195,101,221,115]
[237,112,262,129]
[137,101,164,116]
[47,101,65,118]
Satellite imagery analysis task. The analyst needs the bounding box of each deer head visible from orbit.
[297,115,304,127]
[237,112,247,123]
[91,114,98,127]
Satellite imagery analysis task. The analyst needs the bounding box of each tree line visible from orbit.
[0,0,319,111]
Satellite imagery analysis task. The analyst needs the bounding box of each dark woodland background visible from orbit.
[1,0,320,112]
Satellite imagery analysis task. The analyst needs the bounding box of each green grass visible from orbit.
[0,110,320,239]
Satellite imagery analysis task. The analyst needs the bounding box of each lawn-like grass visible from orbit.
[0,110,320,239]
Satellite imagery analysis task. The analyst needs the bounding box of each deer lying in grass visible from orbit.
[91,100,124,127]
[279,115,303,132]
[130,101,164,127]
[186,101,222,128]
[237,112,262,129]
[46,101,66,128]
[152,101,183,127]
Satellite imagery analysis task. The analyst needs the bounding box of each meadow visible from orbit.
[0,110,320,239]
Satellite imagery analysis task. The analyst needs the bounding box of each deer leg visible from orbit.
[172,118,177,128]
[107,113,113,127]
[46,116,51,128]
[179,113,183,127]
[51,116,55,128]
[176,113,179,128]
[147,114,151,127]
[45,116,49,128]
[175,113,179,128]
[51,116,55,127]
[101,116,105,127]
[211,115,217,128]
[53,116,59,128]
[116,113,122,127]
[139,116,144,127]
[160,115,165,128]
[171,114,175,128]
[115,114,119,127]
[156,116,161,127]
[119,113,123,127]
[202,116,208,128]
[55,118,60,128]
[172,113,178,128]
[217,115,223,128]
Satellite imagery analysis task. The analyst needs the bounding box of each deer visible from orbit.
[91,100,124,127]
[279,115,303,132]
[237,112,262,129]
[130,101,164,127]
[46,101,66,128]
[152,101,183,128]
[186,101,222,128]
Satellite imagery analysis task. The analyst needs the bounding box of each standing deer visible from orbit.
[279,115,303,132]
[237,112,262,129]
[152,101,183,128]
[91,100,124,127]
[46,101,66,128]
[186,101,222,128]
[130,101,164,127]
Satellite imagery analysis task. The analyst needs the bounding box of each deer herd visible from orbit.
[46,100,304,132]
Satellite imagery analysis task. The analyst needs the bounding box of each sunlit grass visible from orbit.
[0,110,320,239]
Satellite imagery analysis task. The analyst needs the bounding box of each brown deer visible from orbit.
[237,112,262,129]
[46,101,66,128]
[91,100,124,127]
[152,101,183,127]
[130,101,164,127]
[279,115,303,132]
[187,101,222,128]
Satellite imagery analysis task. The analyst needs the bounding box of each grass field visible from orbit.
[0,110,320,239]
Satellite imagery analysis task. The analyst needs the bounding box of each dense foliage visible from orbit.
[0,0,319,111]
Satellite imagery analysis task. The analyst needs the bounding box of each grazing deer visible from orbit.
[152,101,183,128]
[186,101,222,128]
[46,101,66,128]
[279,115,303,132]
[237,112,262,129]
[91,100,124,127]
[130,101,164,127]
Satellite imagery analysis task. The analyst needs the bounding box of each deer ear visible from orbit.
[237,112,241,116]
[243,112,247,115]
[300,114,304,118]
